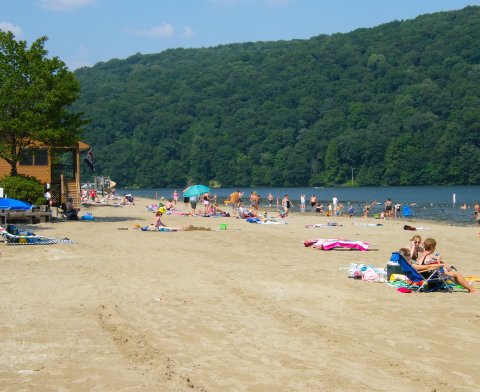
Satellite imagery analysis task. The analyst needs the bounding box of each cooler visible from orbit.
[387,252,404,280]
[387,262,403,280]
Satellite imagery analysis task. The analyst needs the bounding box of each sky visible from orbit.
[1,0,480,70]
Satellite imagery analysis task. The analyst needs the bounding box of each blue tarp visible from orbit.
[0,198,32,210]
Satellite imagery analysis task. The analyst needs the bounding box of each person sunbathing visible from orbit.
[399,246,477,294]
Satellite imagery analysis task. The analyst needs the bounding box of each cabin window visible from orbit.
[19,150,34,165]
[18,148,49,166]
[35,149,49,166]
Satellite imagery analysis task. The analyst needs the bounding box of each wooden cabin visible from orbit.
[0,141,90,208]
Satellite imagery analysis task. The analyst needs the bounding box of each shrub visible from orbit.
[0,175,45,205]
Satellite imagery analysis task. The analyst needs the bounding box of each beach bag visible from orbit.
[81,212,95,221]
[348,263,365,279]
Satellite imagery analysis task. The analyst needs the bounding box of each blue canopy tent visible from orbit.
[0,198,33,226]
[0,198,32,211]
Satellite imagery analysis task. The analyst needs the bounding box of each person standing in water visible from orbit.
[267,193,274,208]
[282,194,293,217]
[300,194,306,210]
[310,195,317,210]
[173,190,179,206]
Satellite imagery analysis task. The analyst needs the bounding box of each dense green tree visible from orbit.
[322,141,348,186]
[0,32,84,175]
[72,6,480,187]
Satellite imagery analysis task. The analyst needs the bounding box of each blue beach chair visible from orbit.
[402,206,413,218]
[391,252,449,292]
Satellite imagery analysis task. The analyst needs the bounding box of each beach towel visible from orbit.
[465,276,480,282]
[246,217,286,224]
[259,220,287,225]
[140,226,178,232]
[305,222,342,228]
[304,238,369,251]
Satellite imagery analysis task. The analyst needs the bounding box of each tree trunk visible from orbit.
[10,141,17,176]
[10,161,17,176]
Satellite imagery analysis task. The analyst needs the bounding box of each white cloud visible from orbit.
[40,0,96,12]
[132,23,174,38]
[66,45,92,70]
[0,22,23,37]
[182,26,195,38]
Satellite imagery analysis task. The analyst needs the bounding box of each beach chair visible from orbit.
[1,225,75,245]
[391,252,449,292]
[2,228,44,244]
[402,206,413,218]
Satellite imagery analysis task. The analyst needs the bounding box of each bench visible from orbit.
[0,208,52,224]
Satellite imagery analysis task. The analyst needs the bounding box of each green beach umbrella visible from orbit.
[183,185,210,198]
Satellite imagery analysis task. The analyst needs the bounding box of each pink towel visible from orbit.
[304,238,369,251]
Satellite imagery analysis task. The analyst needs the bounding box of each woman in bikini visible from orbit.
[202,193,210,214]
[414,238,477,293]
[282,194,293,217]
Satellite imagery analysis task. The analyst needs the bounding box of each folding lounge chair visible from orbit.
[1,231,75,245]
[391,252,449,292]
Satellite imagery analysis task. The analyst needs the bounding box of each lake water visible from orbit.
[117,185,480,226]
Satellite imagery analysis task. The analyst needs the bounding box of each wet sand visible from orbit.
[1,197,479,391]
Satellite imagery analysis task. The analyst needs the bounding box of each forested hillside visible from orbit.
[74,6,480,187]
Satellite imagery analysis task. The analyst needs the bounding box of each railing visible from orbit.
[51,164,75,181]
[50,182,62,207]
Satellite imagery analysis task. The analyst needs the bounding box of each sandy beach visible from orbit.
[1,197,479,391]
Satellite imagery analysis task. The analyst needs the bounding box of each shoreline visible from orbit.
[122,196,480,228]
[115,186,480,226]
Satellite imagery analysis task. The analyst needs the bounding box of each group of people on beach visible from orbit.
[305,195,397,219]
[148,188,480,234]
[399,235,477,293]
[143,188,479,294]
[151,189,294,224]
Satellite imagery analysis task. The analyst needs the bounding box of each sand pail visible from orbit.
[220,223,227,230]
